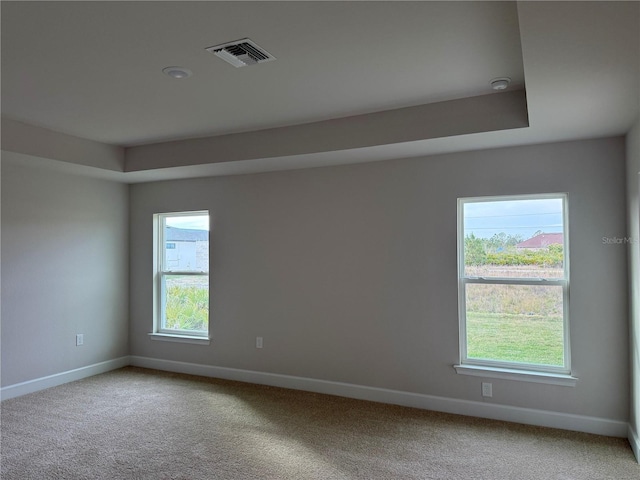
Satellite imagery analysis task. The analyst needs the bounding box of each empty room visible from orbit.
[1,1,639,478]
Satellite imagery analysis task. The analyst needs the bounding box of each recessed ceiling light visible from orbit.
[490,77,511,91]
[162,66,193,79]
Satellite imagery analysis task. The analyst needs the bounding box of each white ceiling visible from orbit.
[1,1,638,180]
[1,1,525,146]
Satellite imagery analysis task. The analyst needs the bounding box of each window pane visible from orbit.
[465,283,564,366]
[163,215,209,272]
[463,198,564,279]
[162,275,209,333]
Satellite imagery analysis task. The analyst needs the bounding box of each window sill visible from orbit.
[453,364,577,386]
[148,333,211,345]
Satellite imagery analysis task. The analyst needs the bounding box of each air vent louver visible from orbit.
[205,38,275,68]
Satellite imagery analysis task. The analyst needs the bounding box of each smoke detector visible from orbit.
[490,77,511,91]
[162,66,192,79]
[205,38,276,68]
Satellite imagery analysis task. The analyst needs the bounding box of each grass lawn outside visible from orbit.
[466,311,564,366]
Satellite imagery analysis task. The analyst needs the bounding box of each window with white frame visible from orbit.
[154,211,209,338]
[457,194,570,375]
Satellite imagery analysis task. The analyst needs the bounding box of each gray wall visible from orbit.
[627,119,640,438]
[1,154,129,386]
[130,137,629,421]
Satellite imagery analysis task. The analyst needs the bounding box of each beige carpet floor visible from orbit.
[1,367,638,479]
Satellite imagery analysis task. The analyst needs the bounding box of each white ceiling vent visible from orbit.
[205,38,275,68]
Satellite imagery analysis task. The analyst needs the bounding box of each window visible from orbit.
[457,194,571,378]
[153,211,209,339]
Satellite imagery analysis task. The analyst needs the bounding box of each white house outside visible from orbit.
[165,227,209,272]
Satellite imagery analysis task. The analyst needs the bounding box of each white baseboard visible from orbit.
[3,355,631,443]
[629,424,640,463]
[129,355,629,438]
[0,356,130,401]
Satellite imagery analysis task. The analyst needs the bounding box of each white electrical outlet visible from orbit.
[76,334,84,346]
[256,336,263,349]
[482,382,492,398]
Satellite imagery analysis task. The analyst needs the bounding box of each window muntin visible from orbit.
[154,211,209,337]
[458,194,570,374]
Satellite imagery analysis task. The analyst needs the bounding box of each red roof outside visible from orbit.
[516,233,563,249]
